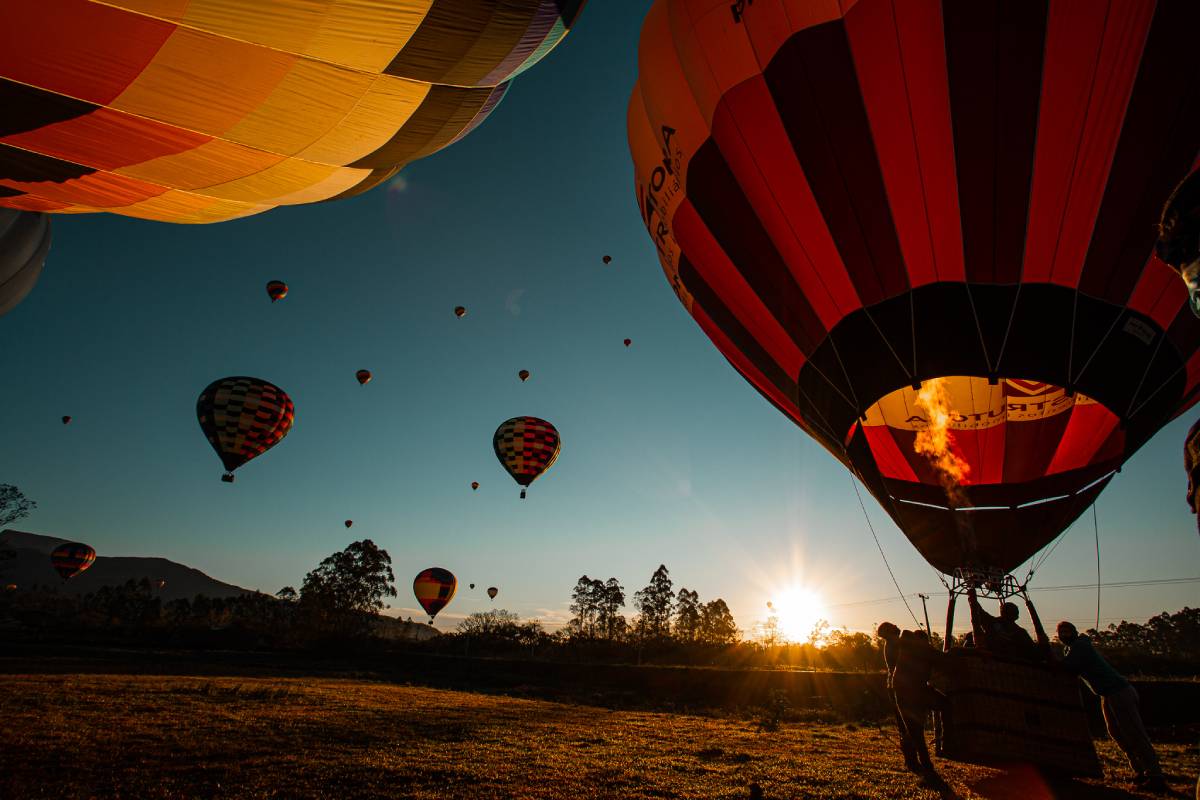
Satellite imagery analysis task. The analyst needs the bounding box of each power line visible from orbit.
[824,576,1200,611]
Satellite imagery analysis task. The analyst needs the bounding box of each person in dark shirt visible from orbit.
[1056,621,1166,792]
[893,628,946,780]
[877,622,920,772]
[966,586,1044,661]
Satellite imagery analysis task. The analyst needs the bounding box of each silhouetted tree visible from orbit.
[634,565,675,640]
[457,609,544,645]
[300,539,396,633]
[0,484,36,527]
[598,577,627,640]
[568,576,626,641]
[276,586,298,603]
[698,598,739,645]
[675,587,701,642]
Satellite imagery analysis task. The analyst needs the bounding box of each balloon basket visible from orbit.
[221,473,235,483]
[519,488,526,499]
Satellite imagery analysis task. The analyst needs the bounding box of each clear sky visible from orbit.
[1,5,1196,637]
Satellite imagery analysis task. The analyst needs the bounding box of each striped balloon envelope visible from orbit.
[413,568,456,623]
[0,1,586,224]
[0,210,50,318]
[493,416,560,498]
[196,376,295,482]
[50,542,96,580]
[629,0,1200,575]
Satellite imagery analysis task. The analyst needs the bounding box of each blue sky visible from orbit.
[1,4,1196,636]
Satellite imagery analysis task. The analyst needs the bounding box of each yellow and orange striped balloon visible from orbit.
[0,1,585,223]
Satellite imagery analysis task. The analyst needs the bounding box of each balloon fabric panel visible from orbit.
[0,0,585,223]
[0,209,50,317]
[493,416,560,487]
[196,377,294,474]
[630,0,1200,574]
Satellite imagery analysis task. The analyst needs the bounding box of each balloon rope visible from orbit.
[1093,504,1101,633]
[849,476,921,630]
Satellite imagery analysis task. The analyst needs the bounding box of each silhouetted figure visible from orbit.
[1186,418,1200,534]
[893,629,946,780]
[1055,621,1166,792]
[1157,170,1200,318]
[878,622,921,772]
[966,587,1043,661]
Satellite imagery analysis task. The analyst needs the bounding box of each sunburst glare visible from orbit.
[770,586,828,643]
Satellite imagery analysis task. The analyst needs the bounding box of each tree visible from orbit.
[300,539,396,632]
[457,609,544,645]
[675,587,701,642]
[567,575,600,639]
[634,565,675,640]
[598,578,627,640]
[0,484,36,527]
[276,586,298,603]
[698,599,739,645]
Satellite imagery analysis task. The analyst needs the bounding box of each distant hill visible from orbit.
[0,529,252,602]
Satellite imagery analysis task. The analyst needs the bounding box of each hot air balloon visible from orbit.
[0,210,50,318]
[61,416,71,425]
[487,587,498,601]
[356,370,373,386]
[266,281,288,303]
[469,583,475,590]
[196,377,294,483]
[518,370,530,382]
[344,520,353,529]
[623,338,632,347]
[602,255,613,265]
[471,481,480,491]
[630,1,1199,590]
[413,568,456,624]
[0,3,585,224]
[3,584,16,592]
[455,306,467,319]
[493,416,560,499]
[50,542,95,581]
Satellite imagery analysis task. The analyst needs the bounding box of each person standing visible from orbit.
[893,628,946,781]
[877,622,921,773]
[1055,621,1167,793]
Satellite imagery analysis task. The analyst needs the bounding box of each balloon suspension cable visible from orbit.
[1093,504,1101,633]
[849,475,921,629]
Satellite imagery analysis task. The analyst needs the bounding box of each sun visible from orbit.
[770,586,828,643]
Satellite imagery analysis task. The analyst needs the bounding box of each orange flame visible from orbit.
[913,378,971,507]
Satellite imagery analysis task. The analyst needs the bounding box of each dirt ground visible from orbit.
[0,674,1195,799]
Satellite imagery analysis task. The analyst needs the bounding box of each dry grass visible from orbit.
[0,674,1195,799]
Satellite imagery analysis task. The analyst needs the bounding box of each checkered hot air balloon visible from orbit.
[413,568,456,624]
[50,542,95,581]
[196,376,294,483]
[493,416,560,499]
[0,2,586,224]
[629,0,1200,576]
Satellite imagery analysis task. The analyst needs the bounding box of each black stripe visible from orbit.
[943,0,1046,285]
[349,85,498,170]
[763,21,909,306]
[1078,1,1200,303]
[0,142,94,184]
[0,79,96,138]
[687,139,827,356]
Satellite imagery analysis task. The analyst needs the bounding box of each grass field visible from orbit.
[1,674,1195,799]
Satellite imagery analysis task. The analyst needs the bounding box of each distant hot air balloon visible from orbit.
[469,583,476,590]
[454,306,467,319]
[623,339,632,347]
[0,4,585,224]
[518,370,530,382]
[196,377,294,483]
[413,568,457,624]
[602,255,612,265]
[487,587,498,601]
[493,416,560,499]
[344,520,353,529]
[50,542,96,581]
[0,210,51,318]
[266,281,288,303]
[471,481,480,491]
[630,0,1200,583]
[61,416,71,425]
[356,370,372,386]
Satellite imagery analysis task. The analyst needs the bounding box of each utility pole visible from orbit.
[918,593,932,636]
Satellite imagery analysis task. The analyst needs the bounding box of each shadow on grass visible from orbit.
[967,764,1143,800]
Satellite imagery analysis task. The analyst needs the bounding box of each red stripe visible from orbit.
[1046,403,1122,476]
[861,424,919,483]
